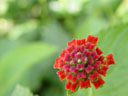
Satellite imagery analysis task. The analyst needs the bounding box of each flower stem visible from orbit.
[88,88,92,96]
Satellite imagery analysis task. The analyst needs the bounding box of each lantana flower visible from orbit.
[54,35,115,92]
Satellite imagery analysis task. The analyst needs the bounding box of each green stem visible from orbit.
[88,88,92,96]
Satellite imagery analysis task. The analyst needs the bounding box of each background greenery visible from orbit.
[0,0,128,96]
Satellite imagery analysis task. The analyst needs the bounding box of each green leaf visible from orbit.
[93,23,128,96]
[74,17,108,39]
[8,20,38,40]
[18,54,58,92]
[0,39,17,58]
[11,85,34,96]
[0,42,56,96]
[42,21,71,49]
[67,88,90,96]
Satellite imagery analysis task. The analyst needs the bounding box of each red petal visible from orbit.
[87,35,98,44]
[98,66,109,76]
[89,44,96,50]
[106,54,113,59]
[67,41,72,46]
[54,63,59,69]
[65,81,72,89]
[55,58,60,63]
[80,79,91,89]
[66,47,72,53]
[86,42,91,49]
[67,39,77,46]
[57,70,66,81]
[87,35,93,42]
[92,77,105,89]
[96,48,103,55]
[81,38,86,45]
[58,59,64,68]
[71,75,77,83]
[57,70,64,75]
[108,59,115,65]
[54,58,61,68]
[59,63,64,68]
[60,73,66,81]
[98,56,104,61]
[106,54,115,65]
[72,39,77,45]
[93,37,98,44]
[66,73,72,80]
[70,45,75,50]
[66,45,75,53]
[89,71,99,80]
[59,50,67,58]
[76,39,82,46]
[70,82,79,92]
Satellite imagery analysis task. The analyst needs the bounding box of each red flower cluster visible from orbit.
[54,35,115,92]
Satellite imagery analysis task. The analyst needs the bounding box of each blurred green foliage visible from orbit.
[11,85,35,96]
[0,0,128,96]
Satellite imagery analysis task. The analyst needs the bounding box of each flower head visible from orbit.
[54,35,115,92]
